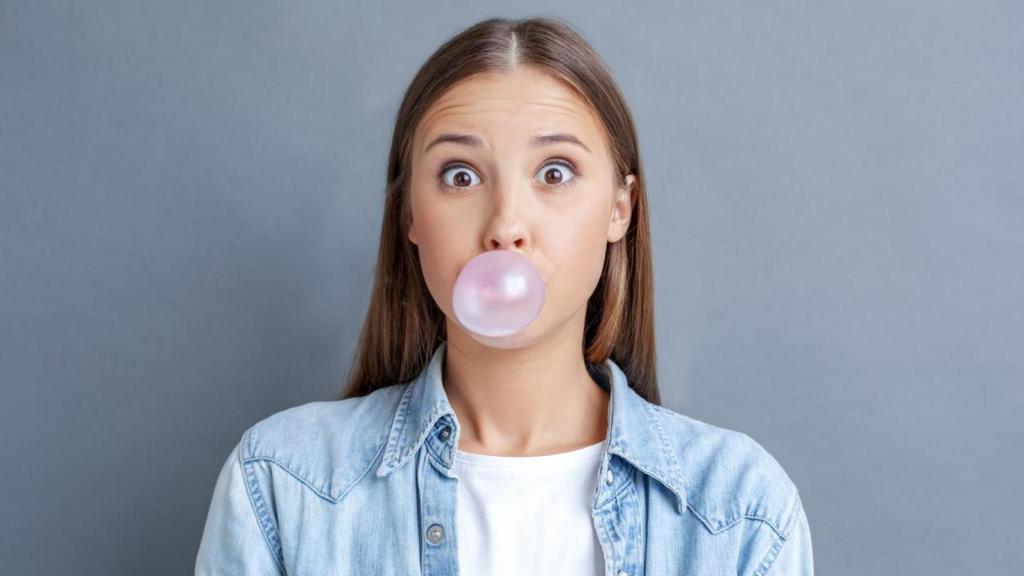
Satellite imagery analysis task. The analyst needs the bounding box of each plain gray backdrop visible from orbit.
[2,1,1021,574]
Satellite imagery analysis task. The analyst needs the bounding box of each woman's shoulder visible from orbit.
[645,402,804,539]
[233,383,408,501]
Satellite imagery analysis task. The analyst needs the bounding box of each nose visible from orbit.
[483,180,530,251]
[486,228,526,251]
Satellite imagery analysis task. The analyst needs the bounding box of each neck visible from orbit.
[441,309,609,457]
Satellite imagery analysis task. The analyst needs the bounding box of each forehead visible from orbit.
[414,67,606,153]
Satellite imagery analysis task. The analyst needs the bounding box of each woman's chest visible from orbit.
[270,453,774,576]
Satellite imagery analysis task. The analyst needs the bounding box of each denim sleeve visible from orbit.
[766,495,814,575]
[195,440,284,576]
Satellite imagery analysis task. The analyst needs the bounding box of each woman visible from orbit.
[196,16,813,575]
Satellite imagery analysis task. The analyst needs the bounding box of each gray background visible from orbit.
[2,1,1021,574]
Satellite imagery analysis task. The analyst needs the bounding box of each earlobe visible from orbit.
[408,223,417,245]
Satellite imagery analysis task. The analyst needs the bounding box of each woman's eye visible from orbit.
[438,160,577,190]
[439,164,481,189]
[536,160,577,187]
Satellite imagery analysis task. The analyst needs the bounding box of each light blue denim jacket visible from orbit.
[196,340,813,575]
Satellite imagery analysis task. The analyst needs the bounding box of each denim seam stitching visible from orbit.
[416,403,449,464]
[746,485,801,540]
[241,430,287,575]
[748,493,802,575]
[644,402,687,512]
[382,382,414,472]
[687,504,740,534]
[751,532,785,576]
[348,432,392,496]
[625,480,643,573]
[595,470,636,510]
[597,509,621,571]
[780,490,802,539]
[243,431,390,504]
[743,513,786,540]
[242,456,341,503]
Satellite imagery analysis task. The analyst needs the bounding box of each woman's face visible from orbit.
[407,67,636,349]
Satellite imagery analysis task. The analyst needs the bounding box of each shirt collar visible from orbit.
[374,340,688,514]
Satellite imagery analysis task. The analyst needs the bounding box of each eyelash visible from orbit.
[437,158,579,191]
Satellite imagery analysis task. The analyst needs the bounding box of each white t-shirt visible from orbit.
[452,439,607,576]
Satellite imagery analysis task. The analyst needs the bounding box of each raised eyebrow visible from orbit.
[423,132,592,154]
[531,133,592,154]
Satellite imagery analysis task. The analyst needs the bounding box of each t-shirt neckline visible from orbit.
[454,439,607,469]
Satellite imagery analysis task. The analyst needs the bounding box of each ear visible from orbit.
[607,174,637,243]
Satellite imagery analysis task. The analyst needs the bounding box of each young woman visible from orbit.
[196,16,813,576]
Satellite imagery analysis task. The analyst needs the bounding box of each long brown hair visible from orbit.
[338,16,660,405]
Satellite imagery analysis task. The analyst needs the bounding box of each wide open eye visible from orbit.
[535,160,577,187]
[439,164,481,189]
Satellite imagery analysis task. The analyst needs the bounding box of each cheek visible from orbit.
[409,197,466,315]
[548,202,611,303]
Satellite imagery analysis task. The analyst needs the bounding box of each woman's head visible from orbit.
[341,16,659,404]
[409,65,635,350]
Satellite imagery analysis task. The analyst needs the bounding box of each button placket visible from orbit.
[593,457,643,576]
[418,432,460,575]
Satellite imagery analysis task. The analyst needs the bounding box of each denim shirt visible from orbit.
[196,340,813,575]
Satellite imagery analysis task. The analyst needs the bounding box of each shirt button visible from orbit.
[606,469,614,484]
[426,523,445,544]
[438,426,451,441]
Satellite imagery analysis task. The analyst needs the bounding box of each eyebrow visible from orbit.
[423,132,592,155]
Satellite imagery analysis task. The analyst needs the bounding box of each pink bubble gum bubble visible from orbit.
[452,250,546,338]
